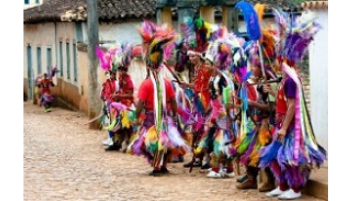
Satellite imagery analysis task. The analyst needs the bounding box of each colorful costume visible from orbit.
[129,21,190,176]
[258,9,327,200]
[195,27,240,178]
[104,43,136,151]
[179,17,216,169]
[37,68,58,112]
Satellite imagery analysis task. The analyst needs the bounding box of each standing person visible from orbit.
[179,17,215,171]
[195,30,238,178]
[96,46,119,147]
[37,73,55,112]
[195,54,235,178]
[129,21,190,176]
[258,11,327,200]
[106,43,135,152]
[234,50,275,191]
[100,69,119,148]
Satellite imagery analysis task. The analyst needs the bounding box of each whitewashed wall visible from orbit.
[309,10,328,151]
[99,22,143,45]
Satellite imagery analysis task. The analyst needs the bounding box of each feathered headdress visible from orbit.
[181,17,217,56]
[206,27,239,71]
[96,46,118,71]
[278,11,321,66]
[138,20,178,70]
[235,1,261,41]
[254,3,277,60]
[112,42,134,71]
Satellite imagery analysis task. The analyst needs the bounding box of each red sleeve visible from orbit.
[165,79,175,99]
[138,79,149,101]
[247,85,257,101]
[126,77,134,91]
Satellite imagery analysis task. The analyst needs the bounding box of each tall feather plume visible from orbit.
[254,3,277,60]
[206,26,237,71]
[181,17,217,54]
[235,1,261,41]
[96,46,116,71]
[279,11,321,64]
[138,20,178,70]
[113,42,134,71]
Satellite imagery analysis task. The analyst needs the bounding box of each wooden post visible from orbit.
[87,0,100,129]
[200,6,214,23]
[162,8,173,28]
[157,7,173,28]
[233,8,239,34]
[222,6,228,26]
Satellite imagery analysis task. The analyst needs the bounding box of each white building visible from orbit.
[302,0,328,151]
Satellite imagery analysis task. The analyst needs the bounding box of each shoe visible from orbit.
[222,171,235,178]
[236,174,248,183]
[178,156,184,163]
[278,189,302,200]
[102,138,113,146]
[160,167,170,174]
[258,181,276,192]
[235,178,257,189]
[200,162,211,170]
[266,187,285,197]
[183,160,202,168]
[149,169,162,176]
[171,156,184,163]
[206,170,221,178]
[105,144,121,151]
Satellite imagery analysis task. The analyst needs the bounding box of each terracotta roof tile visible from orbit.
[24,0,156,23]
[24,0,305,24]
[301,0,328,9]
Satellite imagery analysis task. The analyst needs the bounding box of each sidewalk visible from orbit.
[303,162,328,200]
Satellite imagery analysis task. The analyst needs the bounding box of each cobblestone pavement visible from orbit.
[24,102,324,201]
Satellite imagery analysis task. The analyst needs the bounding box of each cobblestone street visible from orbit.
[24,102,324,201]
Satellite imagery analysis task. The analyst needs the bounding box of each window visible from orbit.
[66,41,71,80]
[46,47,52,74]
[73,42,78,82]
[27,45,33,99]
[59,41,63,77]
[76,22,83,42]
[35,0,40,4]
[24,0,29,5]
[36,46,41,74]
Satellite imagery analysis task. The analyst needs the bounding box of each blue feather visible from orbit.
[258,140,282,168]
[234,1,261,41]
[184,88,194,100]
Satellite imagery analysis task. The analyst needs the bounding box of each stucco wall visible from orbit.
[309,10,328,151]
[99,22,143,45]
[24,22,84,111]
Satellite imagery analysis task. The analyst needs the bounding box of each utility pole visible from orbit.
[87,0,100,129]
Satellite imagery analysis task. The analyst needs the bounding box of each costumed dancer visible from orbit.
[258,10,327,200]
[96,46,119,147]
[194,27,239,178]
[37,67,58,112]
[234,1,277,192]
[129,21,190,176]
[105,43,136,152]
[179,17,216,170]
[234,44,276,191]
